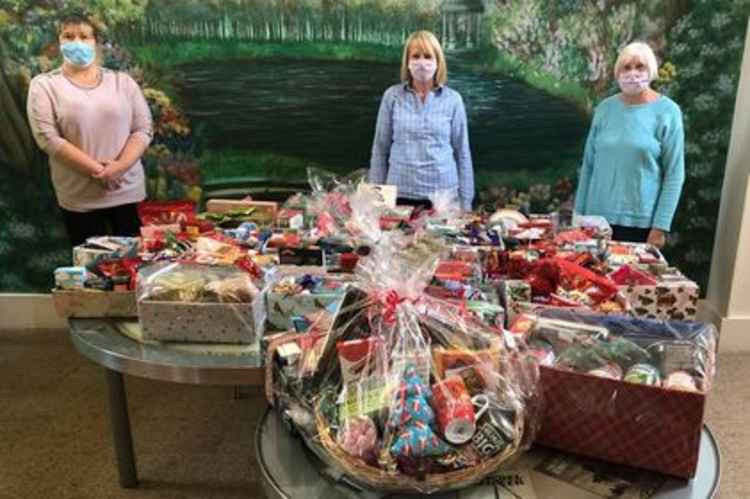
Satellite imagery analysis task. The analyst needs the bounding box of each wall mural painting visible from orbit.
[0,0,746,292]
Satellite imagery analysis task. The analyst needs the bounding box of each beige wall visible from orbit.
[705,18,750,350]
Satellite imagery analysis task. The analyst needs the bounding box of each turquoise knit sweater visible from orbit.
[574,94,685,231]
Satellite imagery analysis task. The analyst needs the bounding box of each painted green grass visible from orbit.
[200,149,353,183]
[199,148,576,194]
[129,41,401,68]
[474,162,578,191]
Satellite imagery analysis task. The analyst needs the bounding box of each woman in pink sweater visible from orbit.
[27,13,153,246]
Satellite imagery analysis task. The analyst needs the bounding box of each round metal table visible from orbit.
[256,409,720,499]
[69,318,264,488]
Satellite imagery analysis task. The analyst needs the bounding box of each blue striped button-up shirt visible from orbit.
[368,83,474,211]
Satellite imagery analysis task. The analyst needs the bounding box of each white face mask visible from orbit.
[618,69,650,96]
[409,59,437,83]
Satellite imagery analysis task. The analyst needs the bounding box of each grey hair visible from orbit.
[614,42,659,81]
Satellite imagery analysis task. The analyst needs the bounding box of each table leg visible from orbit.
[105,369,138,488]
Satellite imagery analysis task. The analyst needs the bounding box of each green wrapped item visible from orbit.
[555,344,609,372]
[554,336,650,373]
[598,336,651,370]
[624,363,661,386]
[466,301,505,328]
[198,208,259,227]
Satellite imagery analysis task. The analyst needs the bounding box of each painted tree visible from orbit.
[487,0,649,98]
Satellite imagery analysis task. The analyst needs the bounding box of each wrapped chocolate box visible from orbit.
[611,267,699,321]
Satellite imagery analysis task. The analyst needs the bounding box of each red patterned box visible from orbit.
[535,366,705,478]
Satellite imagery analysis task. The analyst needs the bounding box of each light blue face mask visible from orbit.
[60,41,96,68]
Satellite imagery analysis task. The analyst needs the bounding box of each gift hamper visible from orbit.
[510,309,718,477]
[267,233,541,494]
[136,261,265,344]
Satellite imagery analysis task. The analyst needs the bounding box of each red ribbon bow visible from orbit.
[382,289,406,326]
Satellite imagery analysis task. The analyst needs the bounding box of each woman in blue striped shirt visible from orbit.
[574,42,685,248]
[368,30,474,212]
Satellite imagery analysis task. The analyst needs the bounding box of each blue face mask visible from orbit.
[61,41,96,68]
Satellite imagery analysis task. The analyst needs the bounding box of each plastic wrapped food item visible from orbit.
[429,189,462,221]
[587,363,622,380]
[137,200,195,226]
[137,262,257,303]
[337,415,378,460]
[664,371,698,392]
[267,231,541,494]
[623,363,661,386]
[301,167,383,246]
[54,266,91,290]
[73,236,140,270]
[571,214,612,239]
[136,262,265,344]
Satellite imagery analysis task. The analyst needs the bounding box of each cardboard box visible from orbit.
[536,366,705,478]
[138,294,265,344]
[52,289,137,318]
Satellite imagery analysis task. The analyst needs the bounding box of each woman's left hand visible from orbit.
[92,159,127,182]
[647,228,666,248]
[93,160,129,190]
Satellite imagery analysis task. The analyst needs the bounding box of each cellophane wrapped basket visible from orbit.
[268,233,541,494]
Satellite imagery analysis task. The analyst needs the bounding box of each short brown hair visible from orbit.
[57,13,99,41]
[400,30,448,86]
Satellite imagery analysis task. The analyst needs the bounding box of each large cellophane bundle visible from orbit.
[267,232,541,494]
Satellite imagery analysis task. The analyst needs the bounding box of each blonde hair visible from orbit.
[614,41,659,81]
[400,30,447,86]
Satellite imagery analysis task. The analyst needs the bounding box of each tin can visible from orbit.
[664,371,698,392]
[624,363,661,386]
[587,362,623,380]
[432,377,482,445]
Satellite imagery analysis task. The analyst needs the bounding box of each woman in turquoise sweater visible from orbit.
[574,42,685,248]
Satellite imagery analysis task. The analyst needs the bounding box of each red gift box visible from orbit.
[436,261,474,278]
[536,366,705,478]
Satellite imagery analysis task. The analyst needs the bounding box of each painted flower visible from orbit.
[715,74,736,96]
[684,249,708,264]
[697,187,721,201]
[688,161,713,178]
[693,93,717,112]
[529,183,551,202]
[7,221,36,239]
[699,44,722,59]
[685,142,703,157]
[710,13,732,30]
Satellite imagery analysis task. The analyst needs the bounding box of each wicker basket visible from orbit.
[313,396,524,494]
